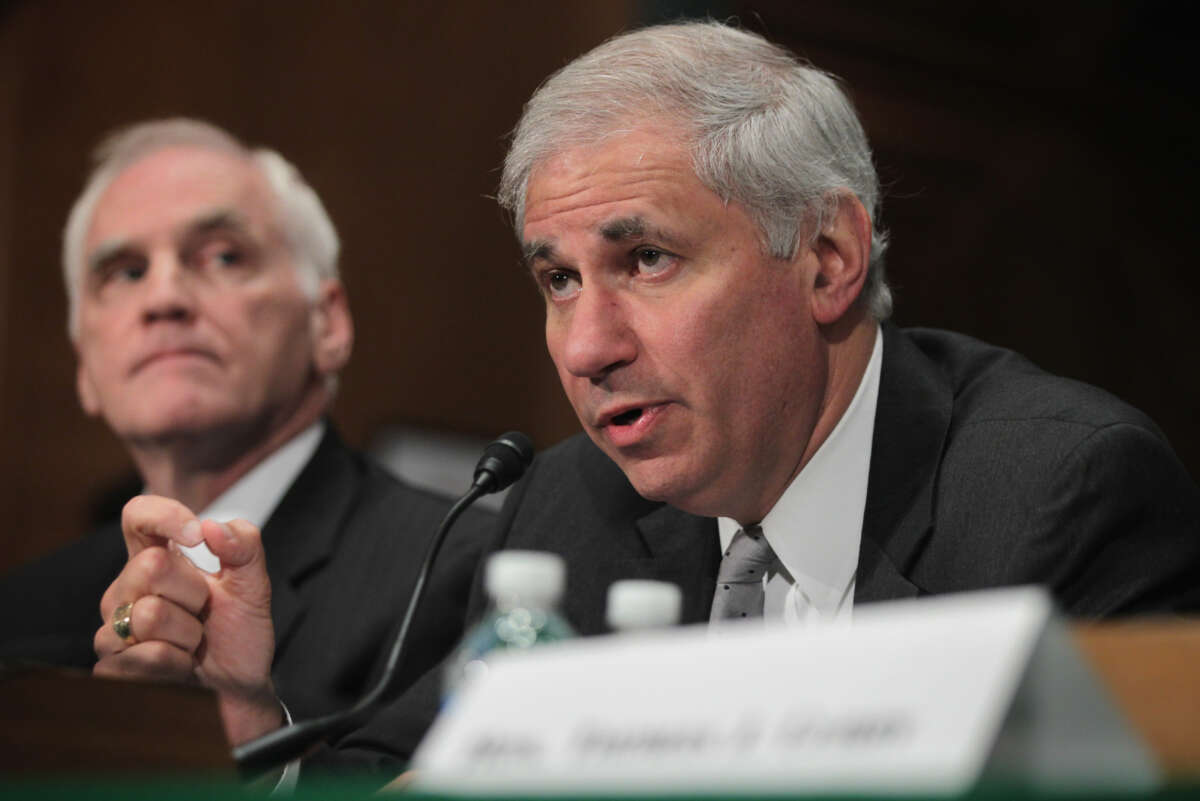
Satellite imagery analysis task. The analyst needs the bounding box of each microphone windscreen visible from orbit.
[473,431,535,493]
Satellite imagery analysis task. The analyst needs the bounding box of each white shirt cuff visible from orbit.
[271,699,301,794]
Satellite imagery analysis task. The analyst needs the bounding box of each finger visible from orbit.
[121,495,204,557]
[203,519,263,569]
[94,619,127,660]
[203,520,270,604]
[99,545,210,621]
[93,640,197,684]
[124,595,205,653]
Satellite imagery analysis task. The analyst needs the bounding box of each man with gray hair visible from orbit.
[0,119,490,742]
[57,22,1198,777]
[476,19,1199,632]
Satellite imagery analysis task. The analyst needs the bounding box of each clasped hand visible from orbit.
[93,495,283,744]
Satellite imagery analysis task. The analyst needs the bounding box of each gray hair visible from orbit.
[62,118,340,337]
[499,21,892,319]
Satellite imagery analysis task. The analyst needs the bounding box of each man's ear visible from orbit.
[809,194,872,325]
[76,361,102,417]
[310,280,354,376]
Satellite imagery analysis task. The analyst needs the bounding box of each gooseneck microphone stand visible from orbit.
[233,432,533,778]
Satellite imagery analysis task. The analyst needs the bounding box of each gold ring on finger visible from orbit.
[112,601,135,643]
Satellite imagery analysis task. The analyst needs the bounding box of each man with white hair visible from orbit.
[50,22,1199,778]
[0,119,491,737]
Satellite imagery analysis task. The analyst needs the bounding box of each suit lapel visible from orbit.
[856,325,952,604]
[634,505,721,624]
[259,426,363,653]
[554,440,720,633]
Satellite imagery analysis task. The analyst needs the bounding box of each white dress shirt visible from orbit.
[178,421,325,573]
[716,326,882,625]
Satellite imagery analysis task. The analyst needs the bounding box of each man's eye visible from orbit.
[97,260,146,285]
[193,239,249,270]
[207,247,244,267]
[635,248,676,276]
[545,270,581,300]
[217,249,241,265]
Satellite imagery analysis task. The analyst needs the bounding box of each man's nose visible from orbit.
[557,285,637,380]
[140,255,197,324]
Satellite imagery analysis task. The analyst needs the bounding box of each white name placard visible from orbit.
[413,587,1157,795]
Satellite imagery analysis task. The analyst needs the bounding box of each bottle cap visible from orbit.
[485,550,566,606]
[606,579,682,630]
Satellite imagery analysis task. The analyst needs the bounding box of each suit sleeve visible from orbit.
[0,528,126,667]
[1031,421,1200,616]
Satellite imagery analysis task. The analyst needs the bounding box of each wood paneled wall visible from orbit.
[0,0,633,572]
[734,1,1200,482]
[1,1,1195,575]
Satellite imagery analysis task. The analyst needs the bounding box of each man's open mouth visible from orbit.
[610,408,644,426]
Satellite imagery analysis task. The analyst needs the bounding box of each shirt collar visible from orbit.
[718,325,883,614]
[199,420,325,529]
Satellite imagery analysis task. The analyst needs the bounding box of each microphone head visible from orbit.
[473,431,535,494]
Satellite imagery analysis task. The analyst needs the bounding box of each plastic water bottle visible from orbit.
[444,550,575,697]
[605,579,682,631]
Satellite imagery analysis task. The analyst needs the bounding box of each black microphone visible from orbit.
[472,431,534,493]
[233,431,535,777]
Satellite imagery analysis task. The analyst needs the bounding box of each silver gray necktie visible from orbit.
[709,525,776,621]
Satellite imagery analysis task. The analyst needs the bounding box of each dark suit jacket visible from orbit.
[0,426,494,722]
[471,324,1200,634]
[325,325,1200,778]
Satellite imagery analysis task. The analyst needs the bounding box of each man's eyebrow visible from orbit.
[521,216,686,271]
[185,209,252,238]
[87,209,255,276]
[599,216,646,241]
[522,239,556,269]
[599,215,684,248]
[87,239,136,277]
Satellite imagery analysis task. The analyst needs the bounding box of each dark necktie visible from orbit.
[709,525,776,621]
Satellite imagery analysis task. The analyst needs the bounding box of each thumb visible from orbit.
[201,519,270,602]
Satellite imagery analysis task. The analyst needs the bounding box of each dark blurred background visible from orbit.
[0,0,1195,574]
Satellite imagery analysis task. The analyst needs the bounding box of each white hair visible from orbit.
[62,118,340,337]
[499,21,892,319]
